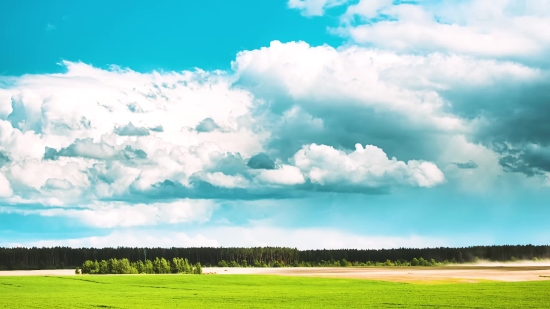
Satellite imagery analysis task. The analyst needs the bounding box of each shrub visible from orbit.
[218,260,228,267]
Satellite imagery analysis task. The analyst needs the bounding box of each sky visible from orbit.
[0,0,549,249]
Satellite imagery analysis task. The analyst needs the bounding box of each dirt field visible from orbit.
[2,265,550,283]
[204,265,550,283]
[0,269,76,276]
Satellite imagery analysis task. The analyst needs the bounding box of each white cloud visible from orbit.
[233,40,538,138]
[4,230,219,248]
[202,226,448,250]
[336,0,550,57]
[343,0,392,19]
[0,54,466,207]
[256,165,306,186]
[288,0,347,16]
[1,37,544,215]
[292,143,444,188]
[199,172,250,188]
[0,62,265,204]
[0,199,215,228]
[3,227,447,250]
[0,171,13,198]
[231,40,550,189]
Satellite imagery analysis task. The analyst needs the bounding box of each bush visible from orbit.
[218,260,228,267]
[194,262,202,274]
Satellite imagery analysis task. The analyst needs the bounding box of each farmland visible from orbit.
[1,271,550,308]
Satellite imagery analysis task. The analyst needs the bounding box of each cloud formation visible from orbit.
[0,199,214,228]
[317,0,550,58]
[2,227,448,250]
[292,143,445,189]
[0,56,452,227]
[3,0,550,230]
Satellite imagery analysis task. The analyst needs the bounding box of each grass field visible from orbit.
[1,275,549,308]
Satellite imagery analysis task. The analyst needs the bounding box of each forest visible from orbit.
[0,245,548,270]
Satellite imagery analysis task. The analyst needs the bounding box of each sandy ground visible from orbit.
[1,265,549,283]
[202,265,550,283]
[0,269,76,276]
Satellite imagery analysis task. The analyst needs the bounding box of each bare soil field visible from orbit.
[2,265,550,283]
[0,269,76,276]
[204,265,550,283]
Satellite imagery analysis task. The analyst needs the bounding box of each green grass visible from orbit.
[1,275,549,308]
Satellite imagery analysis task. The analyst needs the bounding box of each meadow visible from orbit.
[1,274,550,308]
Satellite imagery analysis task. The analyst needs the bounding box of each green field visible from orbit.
[1,275,549,308]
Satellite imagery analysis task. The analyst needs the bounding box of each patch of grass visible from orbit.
[1,275,549,308]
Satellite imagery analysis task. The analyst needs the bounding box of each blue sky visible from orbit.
[1,0,550,249]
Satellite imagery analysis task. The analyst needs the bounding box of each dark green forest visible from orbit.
[0,245,548,270]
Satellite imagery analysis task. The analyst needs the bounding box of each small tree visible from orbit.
[99,260,108,274]
[144,260,154,274]
[194,262,202,274]
[135,260,145,274]
[159,258,171,274]
[218,260,228,267]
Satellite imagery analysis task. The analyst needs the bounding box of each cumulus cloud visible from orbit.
[195,118,221,133]
[247,153,276,170]
[335,0,550,58]
[1,33,547,230]
[292,143,445,189]
[0,57,452,212]
[233,40,550,183]
[0,172,13,198]
[113,122,150,136]
[233,41,470,160]
[255,165,306,186]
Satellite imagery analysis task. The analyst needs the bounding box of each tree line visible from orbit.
[78,257,202,275]
[0,245,548,270]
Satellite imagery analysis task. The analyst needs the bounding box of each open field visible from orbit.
[2,264,550,282]
[203,265,550,283]
[0,269,76,276]
[1,274,550,308]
